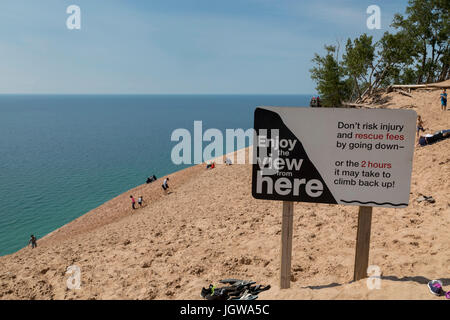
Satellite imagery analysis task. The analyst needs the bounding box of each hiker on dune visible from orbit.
[130,195,136,210]
[440,89,447,111]
[162,177,170,194]
[416,115,425,137]
[28,235,37,249]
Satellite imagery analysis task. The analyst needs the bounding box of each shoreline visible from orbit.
[9,147,253,257]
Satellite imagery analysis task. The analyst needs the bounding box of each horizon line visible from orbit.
[0,93,315,96]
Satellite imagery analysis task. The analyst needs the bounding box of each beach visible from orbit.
[0,88,449,300]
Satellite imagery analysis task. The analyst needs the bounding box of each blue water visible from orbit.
[0,94,310,256]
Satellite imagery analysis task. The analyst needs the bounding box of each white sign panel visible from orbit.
[252,107,416,208]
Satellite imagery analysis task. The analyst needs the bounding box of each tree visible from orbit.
[342,34,375,101]
[310,46,350,107]
[392,0,449,83]
[376,31,415,86]
[309,0,449,104]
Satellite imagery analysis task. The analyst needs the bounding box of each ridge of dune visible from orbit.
[0,88,449,300]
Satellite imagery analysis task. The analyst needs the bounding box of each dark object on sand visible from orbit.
[416,195,435,204]
[418,129,450,146]
[201,279,270,300]
[146,175,157,184]
[427,280,449,297]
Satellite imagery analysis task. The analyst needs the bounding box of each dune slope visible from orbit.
[0,89,449,300]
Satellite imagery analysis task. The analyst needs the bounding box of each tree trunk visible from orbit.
[417,40,427,84]
[354,76,362,100]
[426,40,436,83]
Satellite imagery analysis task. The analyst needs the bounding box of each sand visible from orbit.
[0,88,448,300]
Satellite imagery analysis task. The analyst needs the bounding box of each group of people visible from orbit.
[416,89,449,147]
[130,195,144,210]
[206,157,232,169]
[146,175,157,184]
[130,177,170,210]
[310,96,321,107]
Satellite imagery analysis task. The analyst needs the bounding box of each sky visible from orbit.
[0,0,410,94]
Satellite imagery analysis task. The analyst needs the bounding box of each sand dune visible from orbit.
[0,89,448,300]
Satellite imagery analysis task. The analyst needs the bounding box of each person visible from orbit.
[138,196,143,207]
[29,235,37,249]
[440,89,447,111]
[146,175,157,184]
[316,96,321,107]
[162,177,169,193]
[310,97,316,107]
[225,157,232,165]
[130,195,136,209]
[416,115,425,137]
[417,130,449,147]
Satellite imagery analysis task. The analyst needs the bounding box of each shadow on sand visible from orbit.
[301,276,450,290]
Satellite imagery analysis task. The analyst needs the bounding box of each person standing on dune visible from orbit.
[416,115,425,137]
[130,195,136,210]
[162,177,169,194]
[28,235,37,249]
[440,89,447,111]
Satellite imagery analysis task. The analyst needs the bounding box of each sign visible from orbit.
[252,107,416,208]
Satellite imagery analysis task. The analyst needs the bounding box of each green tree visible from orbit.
[310,45,350,107]
[309,0,449,104]
[342,34,376,101]
[376,31,415,86]
[392,0,449,83]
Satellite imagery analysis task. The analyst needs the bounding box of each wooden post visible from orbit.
[353,206,373,281]
[280,201,294,289]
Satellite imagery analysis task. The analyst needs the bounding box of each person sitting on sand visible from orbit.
[206,162,216,169]
[417,130,449,146]
[162,177,169,193]
[138,196,143,207]
[146,175,157,184]
[28,235,37,249]
[225,157,232,165]
[417,115,425,137]
[130,195,136,209]
[440,89,447,111]
[418,133,434,146]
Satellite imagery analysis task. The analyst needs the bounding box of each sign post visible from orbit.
[280,201,294,289]
[353,206,373,281]
[252,107,416,289]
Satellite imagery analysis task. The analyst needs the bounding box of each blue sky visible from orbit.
[0,0,409,94]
